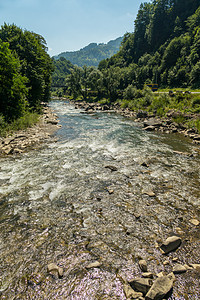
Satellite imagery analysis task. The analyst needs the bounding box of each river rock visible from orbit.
[141,162,149,168]
[105,165,118,172]
[137,111,148,118]
[189,219,199,226]
[47,263,63,278]
[139,259,148,272]
[129,278,152,294]
[145,276,174,300]
[123,284,143,299]
[189,264,200,271]
[160,236,182,254]
[143,119,162,128]
[183,264,193,270]
[142,272,154,279]
[156,272,165,278]
[142,190,156,197]
[144,126,155,131]
[192,134,200,141]
[2,146,12,155]
[85,261,101,269]
[173,264,187,274]
[47,119,58,125]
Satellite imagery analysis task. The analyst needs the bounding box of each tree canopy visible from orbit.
[0,24,53,121]
[64,2,200,102]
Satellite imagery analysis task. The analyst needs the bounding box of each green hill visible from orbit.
[102,0,200,89]
[53,37,123,67]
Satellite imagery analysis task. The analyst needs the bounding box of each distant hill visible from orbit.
[53,37,123,67]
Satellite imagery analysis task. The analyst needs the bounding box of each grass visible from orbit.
[157,87,200,93]
[119,87,200,133]
[0,112,40,137]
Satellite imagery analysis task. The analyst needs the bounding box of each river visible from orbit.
[0,100,199,299]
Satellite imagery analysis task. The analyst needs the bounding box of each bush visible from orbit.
[150,94,170,115]
[0,112,39,137]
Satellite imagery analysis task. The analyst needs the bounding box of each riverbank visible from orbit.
[72,100,200,146]
[0,106,60,156]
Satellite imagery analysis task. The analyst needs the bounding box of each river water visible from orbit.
[0,100,199,299]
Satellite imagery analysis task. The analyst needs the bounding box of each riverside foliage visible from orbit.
[62,0,200,98]
[61,1,200,132]
[0,24,53,125]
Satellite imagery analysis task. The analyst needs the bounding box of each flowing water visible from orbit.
[0,100,199,299]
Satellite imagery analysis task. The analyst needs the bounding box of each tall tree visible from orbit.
[0,40,28,120]
[0,24,53,110]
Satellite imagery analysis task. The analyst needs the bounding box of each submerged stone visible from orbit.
[47,263,63,278]
[139,259,148,272]
[160,236,182,254]
[173,264,187,274]
[85,261,101,269]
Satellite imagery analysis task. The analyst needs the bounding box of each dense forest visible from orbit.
[0,24,53,128]
[53,37,123,67]
[64,0,200,98]
[101,0,200,89]
[1,0,200,134]
[52,57,74,87]
[61,0,200,133]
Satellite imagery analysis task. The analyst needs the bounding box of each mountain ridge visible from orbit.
[53,37,123,67]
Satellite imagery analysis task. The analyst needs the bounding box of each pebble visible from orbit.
[189,264,200,271]
[47,263,64,278]
[173,264,187,274]
[189,219,199,226]
[85,261,101,269]
[142,190,156,197]
[139,259,148,272]
[142,272,154,279]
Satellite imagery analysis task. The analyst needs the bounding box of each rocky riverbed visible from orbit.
[0,100,199,299]
[0,106,61,156]
[72,100,200,146]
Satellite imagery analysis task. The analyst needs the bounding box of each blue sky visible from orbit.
[0,0,143,56]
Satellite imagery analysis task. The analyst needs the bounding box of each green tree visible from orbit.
[0,24,53,110]
[0,40,28,120]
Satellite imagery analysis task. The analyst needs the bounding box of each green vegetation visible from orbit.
[53,37,123,67]
[52,57,74,87]
[0,112,39,137]
[0,23,53,136]
[62,1,200,132]
[103,0,200,89]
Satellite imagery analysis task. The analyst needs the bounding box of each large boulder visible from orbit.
[129,278,152,294]
[145,276,174,300]
[123,284,143,299]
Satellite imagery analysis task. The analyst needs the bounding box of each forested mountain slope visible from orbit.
[100,0,200,88]
[54,37,123,67]
[52,57,74,87]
